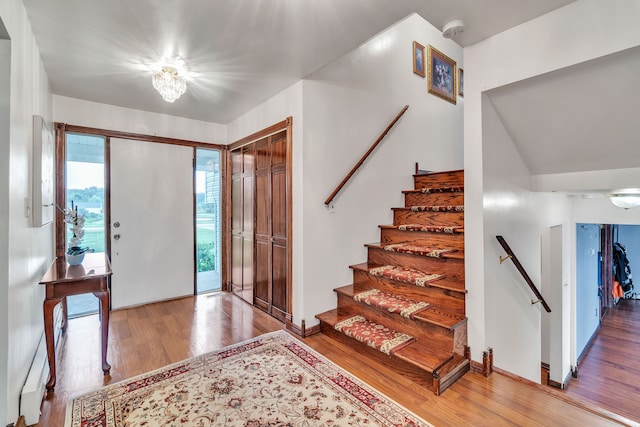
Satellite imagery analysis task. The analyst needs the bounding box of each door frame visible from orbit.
[54,123,226,294]
[225,117,293,318]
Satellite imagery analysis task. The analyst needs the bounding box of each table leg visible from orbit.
[61,297,68,332]
[43,298,60,392]
[94,290,111,374]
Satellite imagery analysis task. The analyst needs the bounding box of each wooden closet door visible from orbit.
[231,147,254,303]
[253,131,289,321]
[270,131,289,320]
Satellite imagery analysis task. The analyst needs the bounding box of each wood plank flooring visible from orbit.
[37,293,635,426]
[565,298,640,423]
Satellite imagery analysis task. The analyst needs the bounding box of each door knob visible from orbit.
[113,234,121,240]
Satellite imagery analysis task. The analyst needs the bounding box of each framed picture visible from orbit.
[458,68,464,97]
[412,41,425,77]
[427,45,457,104]
[32,115,55,227]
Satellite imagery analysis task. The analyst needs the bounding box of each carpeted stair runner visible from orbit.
[334,315,415,355]
[368,265,444,287]
[420,186,464,193]
[397,224,463,234]
[383,244,455,258]
[353,289,429,319]
[410,205,464,212]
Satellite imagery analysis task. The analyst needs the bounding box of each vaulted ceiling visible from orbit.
[22,0,575,123]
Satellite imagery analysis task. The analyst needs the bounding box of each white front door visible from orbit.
[110,138,194,309]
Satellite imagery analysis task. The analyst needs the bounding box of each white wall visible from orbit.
[228,14,463,326]
[0,1,53,424]
[0,31,11,427]
[465,0,640,380]
[54,96,226,144]
[300,13,462,325]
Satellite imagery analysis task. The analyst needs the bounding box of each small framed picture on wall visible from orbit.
[412,41,425,77]
[458,68,464,97]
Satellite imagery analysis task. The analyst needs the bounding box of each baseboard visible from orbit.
[20,304,63,425]
[286,319,321,338]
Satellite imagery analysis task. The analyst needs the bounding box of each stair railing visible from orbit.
[324,105,409,206]
[496,236,551,312]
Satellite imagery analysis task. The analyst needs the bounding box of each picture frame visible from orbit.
[412,41,425,77]
[458,68,464,97]
[427,45,457,104]
[32,115,55,227]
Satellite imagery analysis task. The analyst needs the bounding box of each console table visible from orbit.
[39,252,112,391]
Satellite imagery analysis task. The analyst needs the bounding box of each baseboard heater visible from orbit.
[20,304,63,426]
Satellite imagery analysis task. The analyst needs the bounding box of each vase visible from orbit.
[66,252,85,266]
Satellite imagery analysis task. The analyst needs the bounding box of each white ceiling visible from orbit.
[21,0,575,124]
[487,45,640,179]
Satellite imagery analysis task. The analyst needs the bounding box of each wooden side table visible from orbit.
[39,252,112,391]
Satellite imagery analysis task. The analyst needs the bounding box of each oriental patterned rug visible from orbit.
[65,330,432,427]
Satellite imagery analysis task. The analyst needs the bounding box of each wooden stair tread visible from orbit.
[349,262,467,293]
[336,285,466,330]
[412,168,463,179]
[316,309,456,372]
[402,187,464,194]
[365,243,465,260]
[392,206,464,213]
[379,224,465,234]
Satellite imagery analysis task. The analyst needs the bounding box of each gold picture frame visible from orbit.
[412,41,425,77]
[427,45,457,104]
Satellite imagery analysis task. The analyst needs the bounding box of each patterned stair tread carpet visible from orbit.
[397,224,463,234]
[383,244,455,258]
[410,205,464,212]
[368,265,444,287]
[334,315,415,355]
[65,331,432,427]
[419,186,464,193]
[353,289,429,319]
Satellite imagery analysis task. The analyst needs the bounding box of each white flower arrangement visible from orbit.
[58,201,94,256]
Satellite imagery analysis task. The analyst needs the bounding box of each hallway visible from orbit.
[565,298,640,422]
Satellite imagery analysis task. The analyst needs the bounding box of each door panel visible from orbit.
[110,138,194,309]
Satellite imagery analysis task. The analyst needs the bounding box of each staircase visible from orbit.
[316,169,469,395]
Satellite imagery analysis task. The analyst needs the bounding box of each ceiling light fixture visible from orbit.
[607,189,640,209]
[152,65,187,103]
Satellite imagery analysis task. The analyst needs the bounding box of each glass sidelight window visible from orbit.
[195,148,222,293]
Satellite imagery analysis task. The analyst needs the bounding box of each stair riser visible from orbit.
[404,192,464,207]
[393,210,464,227]
[352,269,465,314]
[414,171,464,188]
[380,228,464,251]
[318,321,437,391]
[367,248,465,282]
[336,293,455,349]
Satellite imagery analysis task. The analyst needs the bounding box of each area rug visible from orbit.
[333,315,415,356]
[65,330,431,427]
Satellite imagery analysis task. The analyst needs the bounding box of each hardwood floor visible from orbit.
[565,298,640,423]
[37,293,635,426]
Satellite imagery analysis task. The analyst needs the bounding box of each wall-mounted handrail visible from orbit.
[496,235,552,312]
[324,105,409,206]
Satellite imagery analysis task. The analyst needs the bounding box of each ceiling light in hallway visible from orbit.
[607,189,640,209]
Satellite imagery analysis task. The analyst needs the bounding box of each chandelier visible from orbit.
[152,65,187,103]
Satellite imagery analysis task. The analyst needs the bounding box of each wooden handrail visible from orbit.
[324,105,409,206]
[496,236,552,312]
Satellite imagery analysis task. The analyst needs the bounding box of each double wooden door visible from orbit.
[231,129,290,322]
